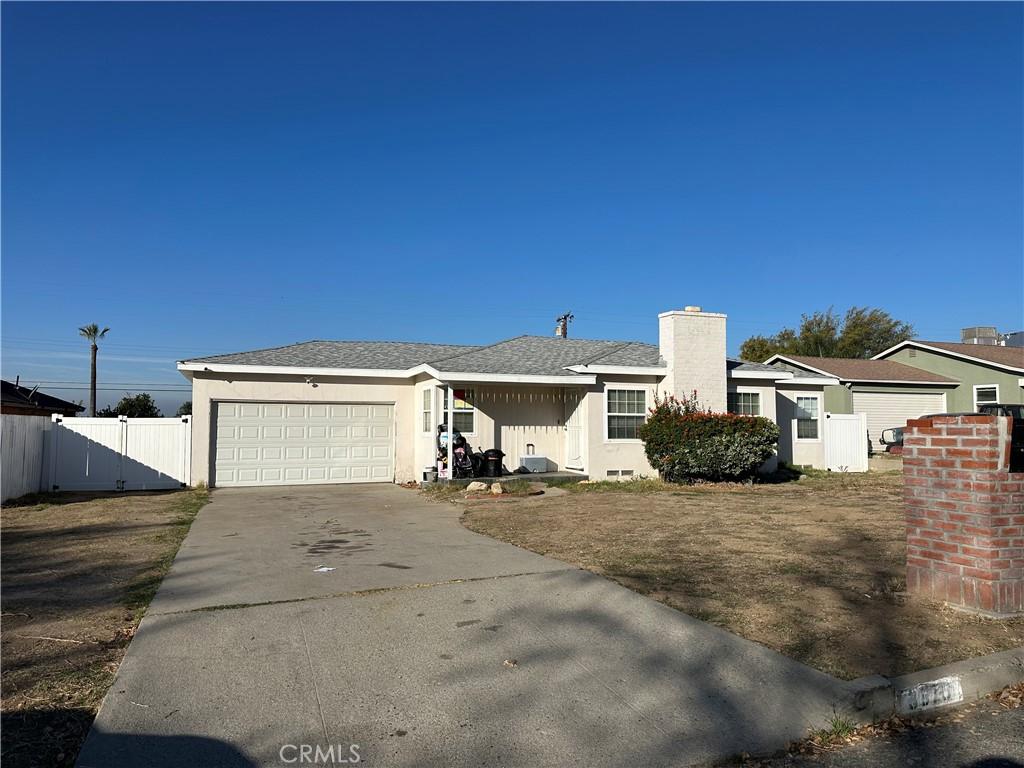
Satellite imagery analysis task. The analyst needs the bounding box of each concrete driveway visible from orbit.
[78,485,851,767]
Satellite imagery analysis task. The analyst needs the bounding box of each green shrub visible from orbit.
[637,393,780,483]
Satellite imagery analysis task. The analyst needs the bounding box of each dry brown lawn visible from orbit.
[458,473,1024,680]
[1,488,208,768]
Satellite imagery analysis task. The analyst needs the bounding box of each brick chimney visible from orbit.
[658,306,727,411]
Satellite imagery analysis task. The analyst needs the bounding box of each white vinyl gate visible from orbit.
[824,412,869,472]
[48,415,192,491]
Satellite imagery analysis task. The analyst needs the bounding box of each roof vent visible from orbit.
[684,305,702,313]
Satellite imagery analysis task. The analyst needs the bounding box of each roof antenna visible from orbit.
[555,312,574,339]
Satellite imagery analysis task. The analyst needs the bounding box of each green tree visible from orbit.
[739,307,913,361]
[175,401,192,417]
[78,323,110,416]
[100,393,162,418]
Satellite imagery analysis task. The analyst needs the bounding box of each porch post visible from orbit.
[447,383,455,478]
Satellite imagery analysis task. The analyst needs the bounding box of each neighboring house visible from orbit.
[177,307,839,487]
[763,355,957,449]
[1,379,85,417]
[873,341,1024,413]
[765,341,1024,449]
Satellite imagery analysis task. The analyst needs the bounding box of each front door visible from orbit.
[564,390,584,470]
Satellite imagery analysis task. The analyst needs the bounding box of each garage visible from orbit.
[852,391,946,447]
[213,402,394,487]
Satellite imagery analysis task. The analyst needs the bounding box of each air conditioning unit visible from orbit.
[519,455,549,473]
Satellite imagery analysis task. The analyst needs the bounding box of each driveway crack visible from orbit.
[299,616,331,746]
[150,568,573,616]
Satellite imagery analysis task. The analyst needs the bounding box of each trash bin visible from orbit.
[482,449,505,478]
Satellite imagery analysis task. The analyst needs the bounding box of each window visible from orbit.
[607,388,646,440]
[421,388,433,433]
[974,385,999,410]
[727,391,761,416]
[796,396,820,440]
[442,388,475,434]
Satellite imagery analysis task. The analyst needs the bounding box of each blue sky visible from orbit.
[3,2,1022,413]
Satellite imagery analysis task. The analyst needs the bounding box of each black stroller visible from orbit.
[437,424,482,479]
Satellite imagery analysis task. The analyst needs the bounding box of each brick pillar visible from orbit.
[904,414,1024,617]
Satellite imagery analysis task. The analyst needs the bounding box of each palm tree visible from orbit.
[78,324,110,416]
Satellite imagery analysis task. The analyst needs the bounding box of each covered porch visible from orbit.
[415,380,589,480]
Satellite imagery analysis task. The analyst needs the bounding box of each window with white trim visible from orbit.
[606,389,646,440]
[442,388,475,434]
[974,385,999,410]
[421,388,433,433]
[795,396,820,439]
[727,391,761,416]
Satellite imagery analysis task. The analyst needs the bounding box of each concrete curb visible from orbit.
[841,646,1024,723]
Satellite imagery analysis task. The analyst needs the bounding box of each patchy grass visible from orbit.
[1,487,210,768]
[422,478,536,502]
[460,472,1023,679]
[546,477,671,493]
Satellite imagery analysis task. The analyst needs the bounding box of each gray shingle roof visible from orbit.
[727,359,785,374]
[429,336,663,376]
[183,336,665,376]
[185,341,481,370]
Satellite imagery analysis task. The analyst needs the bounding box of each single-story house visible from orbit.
[1,379,85,417]
[873,341,1024,412]
[764,341,1024,449]
[177,307,845,487]
[763,355,957,448]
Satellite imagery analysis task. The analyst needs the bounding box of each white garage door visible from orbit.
[214,402,394,487]
[852,391,946,449]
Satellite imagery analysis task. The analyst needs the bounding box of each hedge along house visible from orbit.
[763,355,958,451]
[177,307,835,488]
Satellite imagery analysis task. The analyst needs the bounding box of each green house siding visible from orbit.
[884,348,1024,411]
[824,384,852,414]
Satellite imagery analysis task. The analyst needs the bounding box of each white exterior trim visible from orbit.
[793,393,823,443]
[763,355,951,385]
[178,360,596,386]
[973,384,1000,410]
[764,355,835,378]
[429,370,596,385]
[564,364,665,375]
[789,376,841,386]
[728,369,793,380]
[177,361,413,378]
[603,383,648,444]
[872,341,1024,374]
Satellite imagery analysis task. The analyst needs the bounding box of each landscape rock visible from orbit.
[490,483,504,495]
[465,481,489,493]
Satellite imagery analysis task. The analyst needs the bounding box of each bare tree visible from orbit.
[78,323,110,416]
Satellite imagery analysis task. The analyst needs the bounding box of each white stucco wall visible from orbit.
[775,384,827,469]
[190,373,417,485]
[585,376,660,479]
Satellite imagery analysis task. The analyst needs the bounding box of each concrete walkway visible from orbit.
[78,485,853,767]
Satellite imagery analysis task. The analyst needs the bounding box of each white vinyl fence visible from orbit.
[1,415,53,501]
[824,412,869,472]
[48,415,192,492]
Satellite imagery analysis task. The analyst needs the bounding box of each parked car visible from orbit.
[879,412,977,455]
[977,404,1024,472]
[880,406,1023,471]
[878,426,904,455]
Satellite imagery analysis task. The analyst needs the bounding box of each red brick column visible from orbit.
[904,414,1024,616]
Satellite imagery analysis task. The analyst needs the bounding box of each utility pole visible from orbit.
[555,312,574,338]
